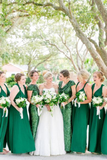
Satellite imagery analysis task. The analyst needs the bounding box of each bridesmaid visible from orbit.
[58,69,76,153]
[88,71,106,154]
[0,71,10,154]
[71,69,92,153]
[8,73,35,154]
[27,70,39,140]
[101,87,107,154]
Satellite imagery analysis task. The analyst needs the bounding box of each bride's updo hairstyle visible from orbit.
[94,71,105,82]
[15,73,25,83]
[77,69,90,82]
[60,70,70,78]
[43,71,53,80]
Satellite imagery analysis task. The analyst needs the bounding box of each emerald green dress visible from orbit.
[0,84,10,152]
[101,109,107,154]
[7,83,35,154]
[27,84,39,140]
[88,84,105,154]
[58,80,75,152]
[71,82,89,153]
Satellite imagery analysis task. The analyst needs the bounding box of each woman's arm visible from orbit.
[53,83,58,94]
[10,85,21,112]
[27,90,33,103]
[39,84,44,95]
[99,86,107,109]
[80,83,92,104]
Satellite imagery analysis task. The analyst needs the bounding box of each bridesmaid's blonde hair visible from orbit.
[77,69,90,82]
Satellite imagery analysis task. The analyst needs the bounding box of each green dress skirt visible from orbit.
[27,84,39,140]
[71,82,89,153]
[7,83,35,154]
[0,84,10,152]
[88,84,105,154]
[58,80,75,152]
[101,111,107,154]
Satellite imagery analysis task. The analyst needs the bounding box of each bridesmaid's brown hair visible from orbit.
[15,73,25,83]
[60,70,70,78]
[29,70,38,78]
[0,71,4,76]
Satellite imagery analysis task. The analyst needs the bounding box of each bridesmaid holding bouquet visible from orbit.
[58,70,76,153]
[88,71,106,154]
[27,70,39,140]
[71,70,92,153]
[0,71,10,154]
[8,73,35,154]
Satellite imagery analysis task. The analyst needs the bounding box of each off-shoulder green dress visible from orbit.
[7,83,35,154]
[58,80,75,152]
[0,84,10,152]
[27,84,39,140]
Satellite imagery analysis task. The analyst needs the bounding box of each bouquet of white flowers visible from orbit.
[31,95,43,116]
[75,91,87,107]
[92,96,104,119]
[57,93,69,109]
[42,90,58,116]
[16,97,27,119]
[31,95,43,105]
[92,96,104,107]
[0,96,10,117]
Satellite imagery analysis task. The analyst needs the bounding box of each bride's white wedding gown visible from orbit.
[33,88,65,156]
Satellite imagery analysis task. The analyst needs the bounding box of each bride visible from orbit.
[32,71,65,156]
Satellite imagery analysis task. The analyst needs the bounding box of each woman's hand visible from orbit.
[61,102,67,107]
[4,107,8,112]
[99,106,104,110]
[45,104,51,111]
[17,107,23,113]
[36,104,40,108]
[0,106,3,109]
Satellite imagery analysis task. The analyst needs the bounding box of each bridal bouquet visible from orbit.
[92,96,104,119]
[16,97,27,119]
[75,91,87,107]
[0,97,10,117]
[42,90,58,116]
[31,95,43,116]
[58,93,69,108]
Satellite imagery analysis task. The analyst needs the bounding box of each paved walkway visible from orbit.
[1,152,107,160]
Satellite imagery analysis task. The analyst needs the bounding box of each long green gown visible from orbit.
[7,83,35,154]
[101,109,107,154]
[0,84,10,152]
[88,84,105,154]
[71,82,89,153]
[27,84,39,140]
[58,80,75,152]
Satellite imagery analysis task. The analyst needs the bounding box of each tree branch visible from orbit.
[95,0,107,25]
[58,34,79,71]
